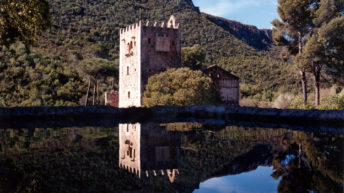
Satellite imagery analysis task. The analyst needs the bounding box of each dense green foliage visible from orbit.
[0,43,84,106]
[0,0,51,46]
[142,68,218,107]
[218,55,297,101]
[76,58,118,105]
[181,44,205,70]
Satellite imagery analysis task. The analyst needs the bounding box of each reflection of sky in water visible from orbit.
[194,166,279,193]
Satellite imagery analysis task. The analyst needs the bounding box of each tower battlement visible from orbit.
[120,15,180,35]
[119,164,179,183]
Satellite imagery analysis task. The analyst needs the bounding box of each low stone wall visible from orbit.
[0,106,343,131]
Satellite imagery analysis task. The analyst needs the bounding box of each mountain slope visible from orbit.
[40,0,263,62]
[41,0,296,97]
[0,0,298,106]
[203,13,273,50]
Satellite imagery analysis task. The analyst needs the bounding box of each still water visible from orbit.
[0,122,343,193]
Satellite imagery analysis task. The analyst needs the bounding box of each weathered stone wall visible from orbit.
[141,22,181,87]
[119,22,142,108]
[119,16,181,108]
[105,90,119,107]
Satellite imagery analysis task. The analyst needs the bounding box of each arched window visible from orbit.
[127,66,129,75]
[128,91,131,99]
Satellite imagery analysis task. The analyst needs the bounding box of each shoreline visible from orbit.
[0,105,343,132]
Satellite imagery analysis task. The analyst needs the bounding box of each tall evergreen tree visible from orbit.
[272,0,317,104]
[301,16,344,106]
[77,58,117,105]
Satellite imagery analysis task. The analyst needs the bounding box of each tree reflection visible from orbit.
[272,132,344,193]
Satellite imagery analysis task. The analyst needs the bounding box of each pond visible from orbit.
[0,122,343,193]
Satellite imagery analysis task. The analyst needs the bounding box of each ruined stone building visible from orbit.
[204,65,239,105]
[119,15,181,108]
[104,90,119,107]
[119,123,181,183]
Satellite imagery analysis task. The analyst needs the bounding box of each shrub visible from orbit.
[272,93,294,109]
[289,95,315,109]
[142,68,218,107]
[318,94,344,110]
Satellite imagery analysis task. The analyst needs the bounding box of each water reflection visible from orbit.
[119,123,181,182]
[0,123,342,193]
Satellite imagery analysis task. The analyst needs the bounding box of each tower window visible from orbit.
[128,91,131,99]
[127,66,129,75]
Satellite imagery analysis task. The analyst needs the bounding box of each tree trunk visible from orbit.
[314,68,320,106]
[298,32,302,55]
[300,71,307,104]
[84,77,91,106]
[298,143,302,169]
[92,81,96,105]
[96,80,99,105]
[298,31,308,104]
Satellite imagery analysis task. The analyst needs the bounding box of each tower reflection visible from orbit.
[119,123,181,183]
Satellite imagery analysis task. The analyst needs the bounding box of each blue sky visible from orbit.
[193,166,279,193]
[193,0,279,29]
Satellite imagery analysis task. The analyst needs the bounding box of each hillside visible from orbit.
[203,13,273,50]
[0,0,299,106]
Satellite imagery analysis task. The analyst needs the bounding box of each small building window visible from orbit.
[127,66,129,75]
[148,38,151,44]
[128,91,130,99]
[171,41,175,46]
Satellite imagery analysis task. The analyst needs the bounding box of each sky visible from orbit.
[194,166,279,193]
[193,0,279,29]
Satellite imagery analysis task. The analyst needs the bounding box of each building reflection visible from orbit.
[119,123,181,183]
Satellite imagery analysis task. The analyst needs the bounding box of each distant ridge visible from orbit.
[203,13,273,50]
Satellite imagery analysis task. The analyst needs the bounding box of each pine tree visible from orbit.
[272,0,317,104]
[301,15,344,106]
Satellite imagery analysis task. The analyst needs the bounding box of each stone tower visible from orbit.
[119,15,181,108]
[119,123,181,183]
